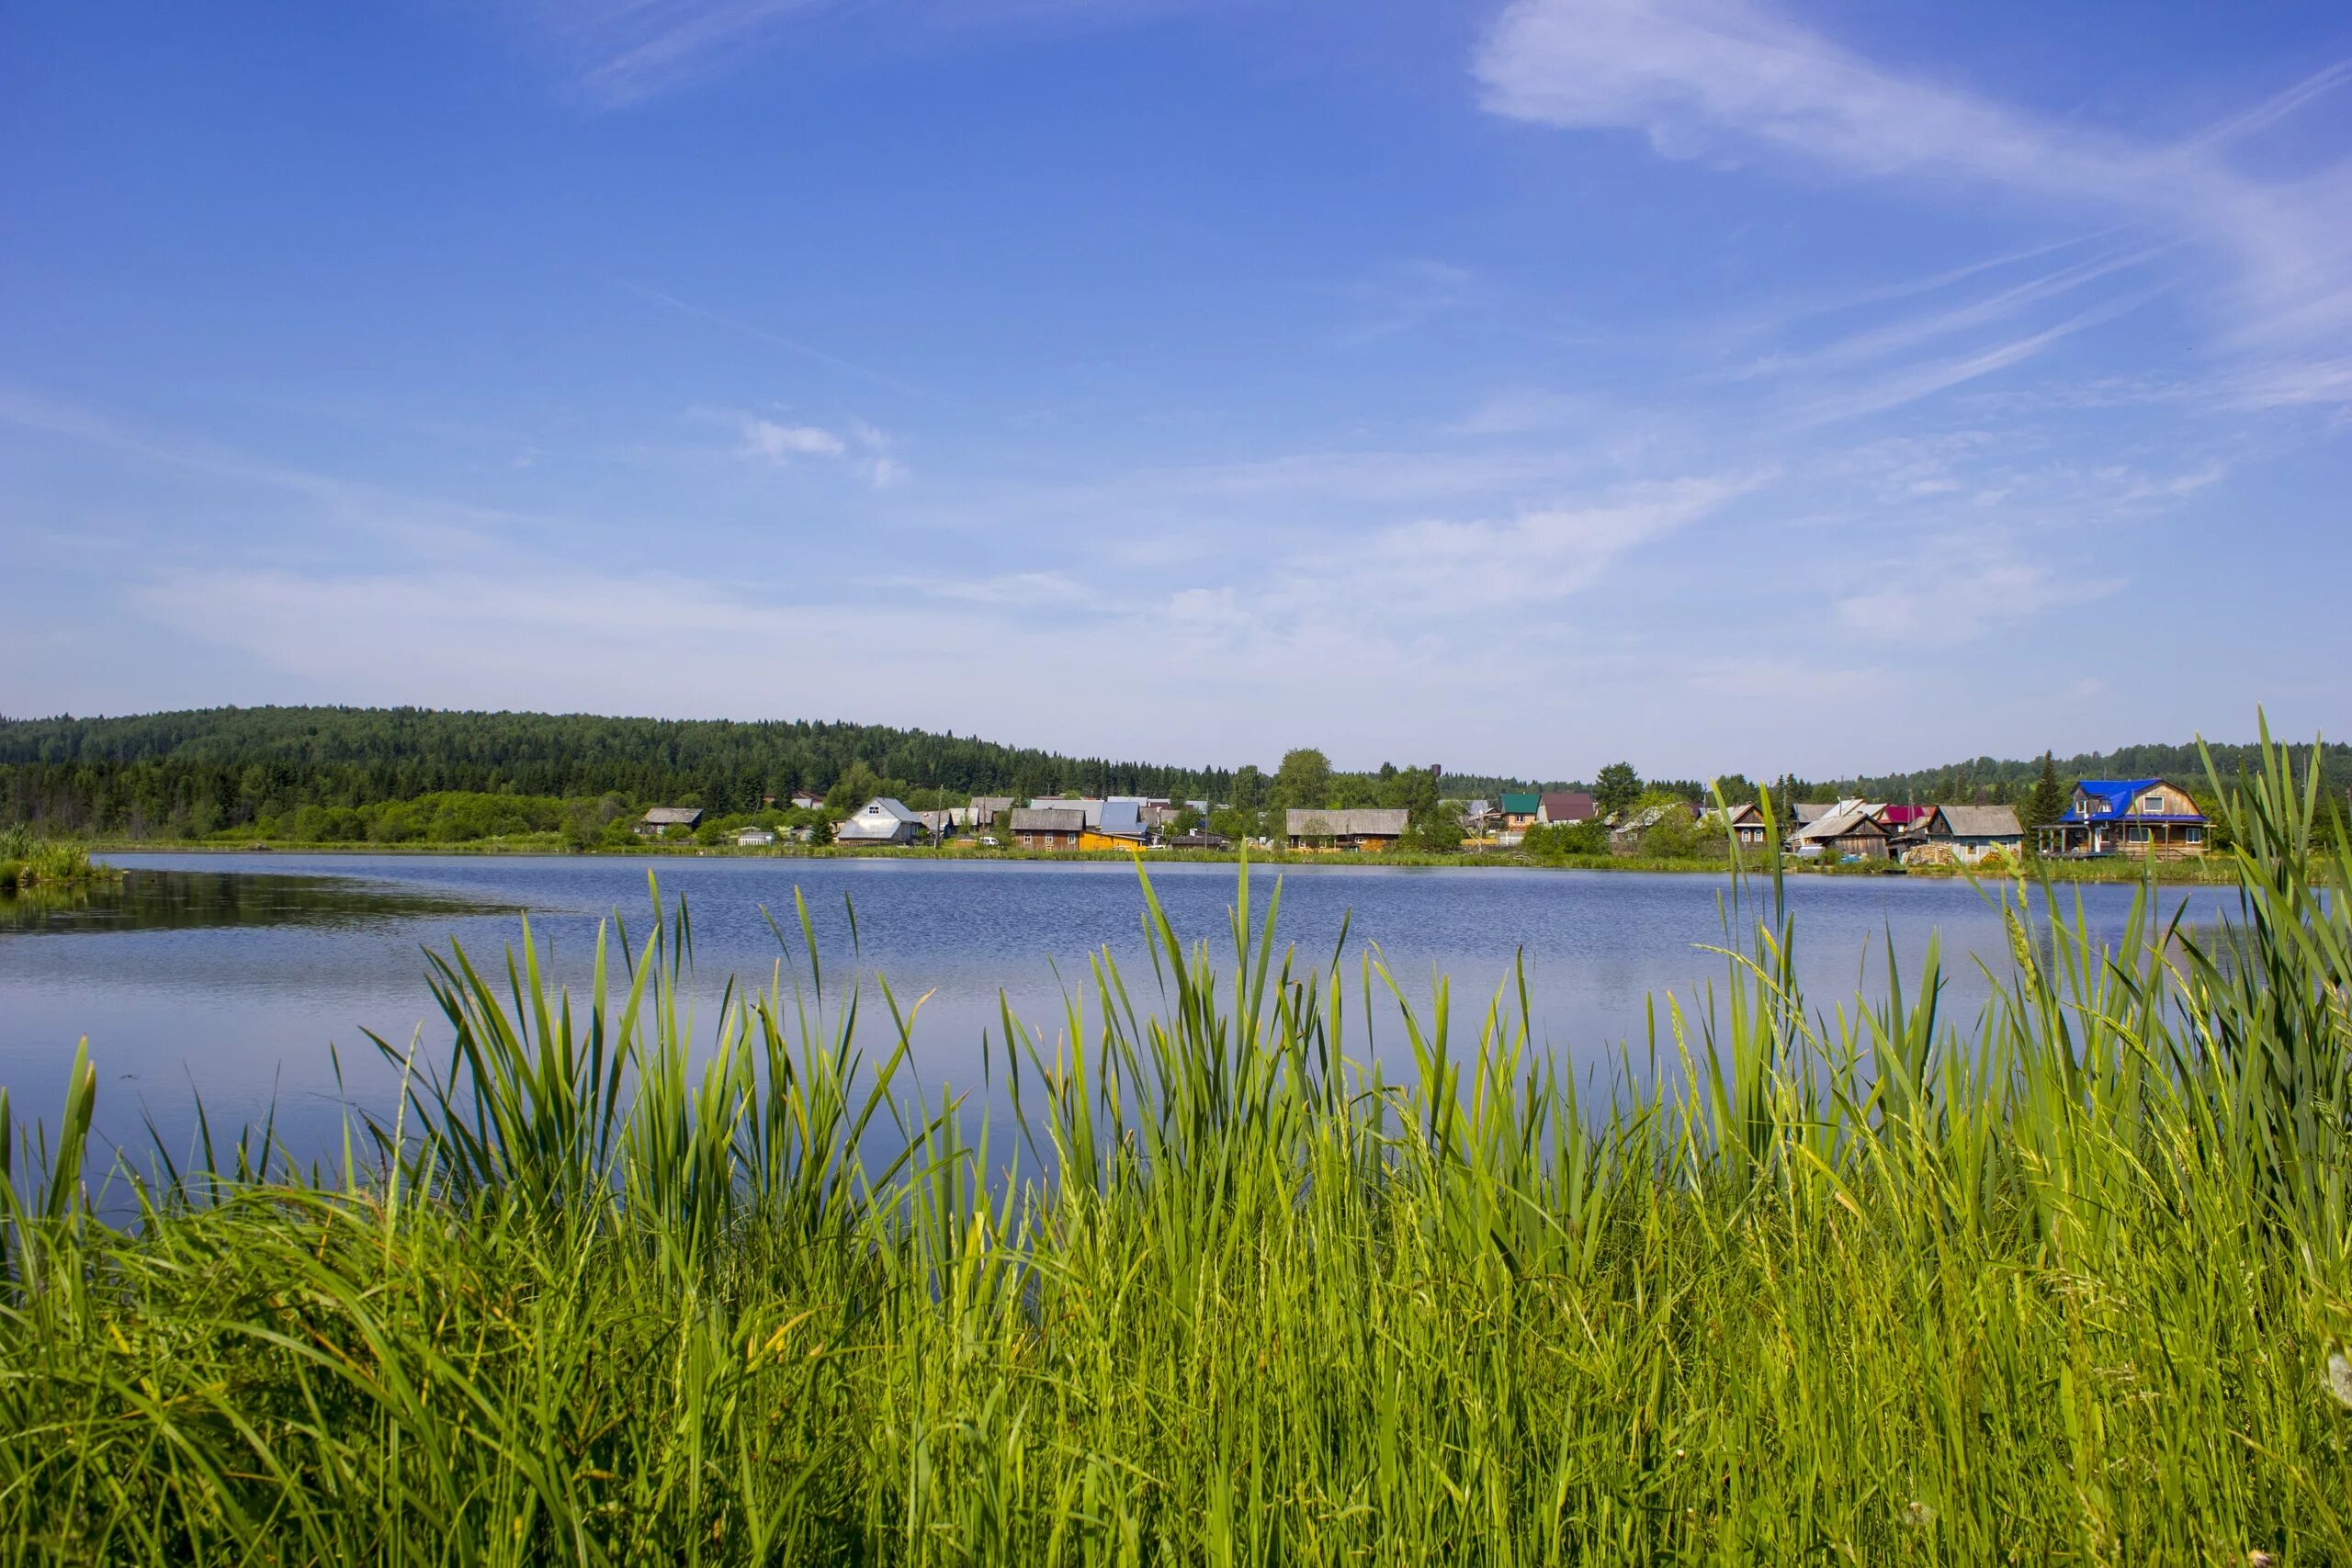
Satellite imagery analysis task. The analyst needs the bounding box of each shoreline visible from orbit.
[78,840,2241,884]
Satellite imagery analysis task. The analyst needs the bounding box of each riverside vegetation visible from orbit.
[3,736,2350,1562]
[0,826,120,897]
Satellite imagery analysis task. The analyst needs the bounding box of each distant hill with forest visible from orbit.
[0,705,1248,837]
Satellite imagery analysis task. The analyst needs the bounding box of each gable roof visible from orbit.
[856,797,918,823]
[1539,791,1597,822]
[1939,805,2022,839]
[1029,796,1105,827]
[1093,800,1148,838]
[2061,779,2204,823]
[1790,804,1888,844]
[1285,807,1410,838]
[1878,804,1939,828]
[640,806,703,827]
[1009,807,1085,832]
[1498,793,1540,814]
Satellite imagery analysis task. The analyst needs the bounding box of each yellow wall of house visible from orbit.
[1078,829,1146,852]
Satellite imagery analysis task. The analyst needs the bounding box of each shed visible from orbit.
[638,807,704,837]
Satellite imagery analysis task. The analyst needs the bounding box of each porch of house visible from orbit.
[2036,819,2207,858]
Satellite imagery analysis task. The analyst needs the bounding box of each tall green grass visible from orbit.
[0,826,116,894]
[3,730,2350,1562]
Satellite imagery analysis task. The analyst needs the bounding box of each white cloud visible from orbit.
[1834,557,2120,647]
[739,418,846,460]
[733,412,907,486]
[860,570,1096,607]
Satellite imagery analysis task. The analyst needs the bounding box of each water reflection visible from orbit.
[0,867,508,934]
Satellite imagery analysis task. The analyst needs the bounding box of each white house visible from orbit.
[835,797,924,845]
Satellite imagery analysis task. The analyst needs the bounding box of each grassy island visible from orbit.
[0,827,122,897]
[3,740,2348,1562]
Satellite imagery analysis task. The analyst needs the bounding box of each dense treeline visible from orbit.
[0,707,1243,839]
[1816,739,2352,807]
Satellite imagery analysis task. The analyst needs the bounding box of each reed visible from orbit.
[2,729,2349,1563]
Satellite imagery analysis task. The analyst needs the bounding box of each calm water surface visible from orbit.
[1,854,2234,1166]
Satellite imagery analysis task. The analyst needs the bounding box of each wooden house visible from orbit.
[1905,805,2023,864]
[1714,801,1772,847]
[1284,807,1410,852]
[2037,779,2207,857]
[1498,793,1541,831]
[1008,807,1086,849]
[1079,799,1150,851]
[1788,802,1892,860]
[638,806,703,838]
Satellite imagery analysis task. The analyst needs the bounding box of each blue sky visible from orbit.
[3,1,2347,780]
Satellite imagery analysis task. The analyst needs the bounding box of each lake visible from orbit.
[2,853,2236,1171]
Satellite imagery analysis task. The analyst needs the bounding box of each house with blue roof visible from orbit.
[2036,778,2208,858]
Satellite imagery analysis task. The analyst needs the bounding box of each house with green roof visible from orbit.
[1499,792,1541,830]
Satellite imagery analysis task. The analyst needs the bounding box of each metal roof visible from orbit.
[1009,807,1085,831]
[2058,780,2202,824]
[640,807,703,826]
[1095,800,1147,837]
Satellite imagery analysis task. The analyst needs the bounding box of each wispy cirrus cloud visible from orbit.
[526,0,1192,109]
[526,0,836,108]
[1475,0,2352,402]
[1344,474,1756,613]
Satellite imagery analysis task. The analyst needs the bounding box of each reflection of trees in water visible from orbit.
[0,869,503,934]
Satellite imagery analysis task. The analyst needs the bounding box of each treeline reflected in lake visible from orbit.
[0,867,507,934]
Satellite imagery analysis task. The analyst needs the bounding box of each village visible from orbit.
[633,775,2212,865]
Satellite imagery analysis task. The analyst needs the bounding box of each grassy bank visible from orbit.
[6,739,2351,1562]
